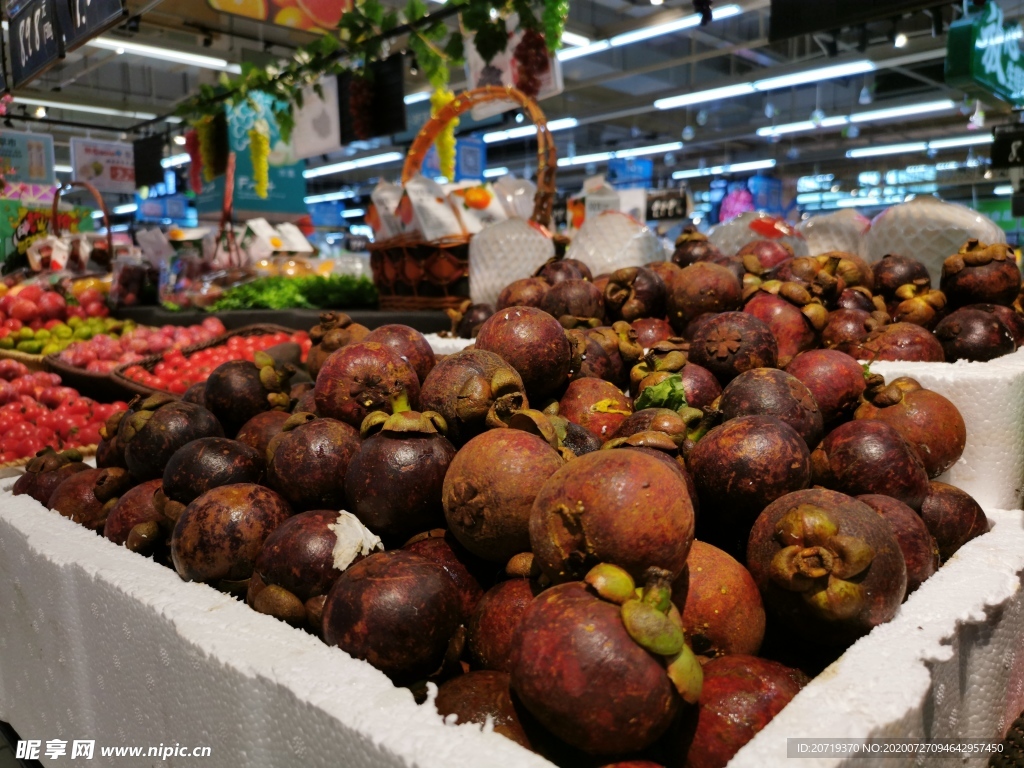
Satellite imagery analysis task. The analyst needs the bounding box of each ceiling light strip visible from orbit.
[672,159,776,179]
[845,134,993,158]
[87,37,242,74]
[304,152,405,179]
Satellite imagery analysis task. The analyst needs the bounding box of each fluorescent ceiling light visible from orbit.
[846,142,929,158]
[161,154,191,168]
[672,159,776,179]
[609,4,740,47]
[482,117,578,144]
[13,96,157,121]
[928,134,994,149]
[304,190,357,204]
[484,167,509,178]
[995,185,1014,196]
[113,203,138,215]
[342,209,366,218]
[558,151,616,167]
[849,99,956,123]
[561,31,592,47]
[615,141,683,158]
[404,91,431,105]
[557,40,611,61]
[753,60,876,92]
[87,37,242,74]
[756,121,816,137]
[54,165,73,174]
[304,152,404,179]
[654,83,756,110]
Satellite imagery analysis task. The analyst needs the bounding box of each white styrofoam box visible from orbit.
[565,210,663,276]
[869,347,1024,511]
[797,209,872,259]
[425,334,475,356]
[469,219,555,308]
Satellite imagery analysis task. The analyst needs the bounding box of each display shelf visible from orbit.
[112,308,450,335]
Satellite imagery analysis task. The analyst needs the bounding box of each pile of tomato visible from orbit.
[0,359,127,463]
[121,331,311,395]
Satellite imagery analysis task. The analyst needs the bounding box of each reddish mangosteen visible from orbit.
[773,256,846,304]
[468,578,539,673]
[811,419,929,509]
[719,368,823,448]
[966,303,1024,346]
[536,258,591,285]
[743,284,824,367]
[13,447,88,506]
[345,410,456,541]
[445,300,495,339]
[362,324,436,384]
[592,273,611,297]
[234,410,291,456]
[530,449,695,582]
[934,308,1016,362]
[689,416,810,558]
[306,311,370,380]
[541,279,606,329]
[819,251,874,290]
[171,483,292,588]
[821,308,886,351]
[712,254,752,287]
[267,413,360,512]
[293,389,317,415]
[444,428,564,563]
[649,261,683,293]
[475,306,572,400]
[404,529,485,622]
[785,349,867,427]
[322,549,462,685]
[687,312,778,385]
[162,437,265,506]
[632,318,675,349]
[314,341,421,428]
[558,377,633,442]
[872,254,931,303]
[747,488,907,645]
[247,510,382,629]
[566,328,618,385]
[848,322,945,363]
[48,467,135,532]
[854,376,966,478]
[673,655,807,768]
[630,342,688,394]
[941,239,1022,308]
[103,478,163,549]
[672,540,765,659]
[919,482,989,561]
[204,352,294,436]
[668,263,742,333]
[891,279,947,329]
[507,408,601,461]
[604,267,667,323]
[737,239,793,270]
[856,495,938,596]
[609,407,709,454]
[672,226,721,267]
[419,349,528,446]
[435,671,533,750]
[497,277,551,310]
[182,382,207,405]
[290,381,313,400]
[119,394,224,481]
[509,580,682,755]
[836,287,881,313]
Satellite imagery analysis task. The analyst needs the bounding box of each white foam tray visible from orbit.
[1,483,1023,768]
[425,334,475,357]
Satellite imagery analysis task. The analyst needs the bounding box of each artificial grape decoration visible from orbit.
[513,29,550,99]
[349,75,374,140]
[196,117,217,183]
[249,120,270,200]
[184,130,203,194]
[431,88,458,181]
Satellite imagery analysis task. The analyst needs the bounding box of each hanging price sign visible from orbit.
[57,0,126,52]
[9,0,65,88]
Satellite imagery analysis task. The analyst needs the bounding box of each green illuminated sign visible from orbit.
[946,1,1024,108]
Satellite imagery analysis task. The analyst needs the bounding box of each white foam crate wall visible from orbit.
[1,482,1023,768]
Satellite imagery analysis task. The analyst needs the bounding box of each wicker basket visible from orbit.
[110,324,297,398]
[0,445,97,472]
[44,354,140,404]
[369,86,557,311]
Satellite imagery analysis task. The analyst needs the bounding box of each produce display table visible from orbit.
[113,308,451,335]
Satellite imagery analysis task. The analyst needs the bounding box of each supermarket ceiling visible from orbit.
[4,0,1015,201]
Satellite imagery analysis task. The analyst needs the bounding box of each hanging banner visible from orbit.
[10,0,65,88]
[0,130,56,187]
[946,1,1024,109]
[205,0,350,32]
[0,200,95,264]
[69,138,136,193]
[56,0,126,52]
[291,76,342,161]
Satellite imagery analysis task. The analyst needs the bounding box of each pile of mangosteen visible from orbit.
[14,230,1011,768]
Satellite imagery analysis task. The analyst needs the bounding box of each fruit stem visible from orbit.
[391,390,412,414]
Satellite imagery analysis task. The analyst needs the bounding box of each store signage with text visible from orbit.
[10,0,64,88]
[946,1,1024,108]
[69,138,136,194]
[57,0,125,52]
[0,130,55,187]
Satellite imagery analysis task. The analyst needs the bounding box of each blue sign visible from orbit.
[308,201,347,228]
[607,158,653,189]
[57,0,125,52]
[10,0,63,88]
[137,195,193,223]
[455,137,486,181]
[0,130,55,186]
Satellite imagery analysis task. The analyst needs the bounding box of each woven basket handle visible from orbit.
[51,180,114,259]
[402,86,558,228]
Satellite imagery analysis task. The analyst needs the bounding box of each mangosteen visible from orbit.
[103,478,164,551]
[444,428,564,563]
[966,303,1024,346]
[919,482,989,561]
[785,349,867,428]
[557,377,632,442]
[689,415,810,558]
[857,494,938,595]
[821,308,886,351]
[649,261,683,294]
[672,541,765,659]
[118,394,224,481]
[604,267,667,323]
[719,368,823,448]
[872,253,931,303]
[162,437,265,506]
[435,671,533,749]
[671,226,721,267]
[743,283,825,367]
[48,467,134,532]
[13,447,88,506]
[475,306,573,400]
[667,262,742,334]
[314,341,421,428]
[747,488,907,645]
[541,278,606,329]
[446,300,496,339]
[811,419,929,509]
[566,328,616,384]
[687,312,778,385]
[419,349,528,446]
[632,318,675,349]
[774,255,846,304]
[854,376,966,478]
[849,322,945,363]
[404,529,485,621]
[96,410,129,469]
[322,550,462,685]
[821,251,874,290]
[204,352,294,436]
[293,389,317,415]
[934,307,1016,362]
[891,279,946,329]
[610,407,716,460]
[497,277,550,310]
[941,239,1022,308]
[529,449,695,582]
[468,578,539,673]
[363,324,436,384]
[836,286,882,313]
[306,311,370,379]
[267,413,361,512]
[234,410,291,456]
[182,382,207,405]
[737,239,794,270]
[536,258,590,285]
[631,359,721,412]
[171,483,292,589]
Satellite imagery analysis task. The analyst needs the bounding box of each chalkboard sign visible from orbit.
[57,0,126,53]
[10,0,65,88]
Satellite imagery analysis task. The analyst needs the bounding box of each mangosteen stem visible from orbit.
[666,644,704,703]
[391,391,412,414]
[640,567,675,613]
[585,563,635,604]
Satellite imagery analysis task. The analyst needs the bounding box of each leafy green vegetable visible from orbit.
[205,275,378,312]
[634,374,688,412]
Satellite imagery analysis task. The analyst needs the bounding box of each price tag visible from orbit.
[10,0,65,89]
[56,0,126,53]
